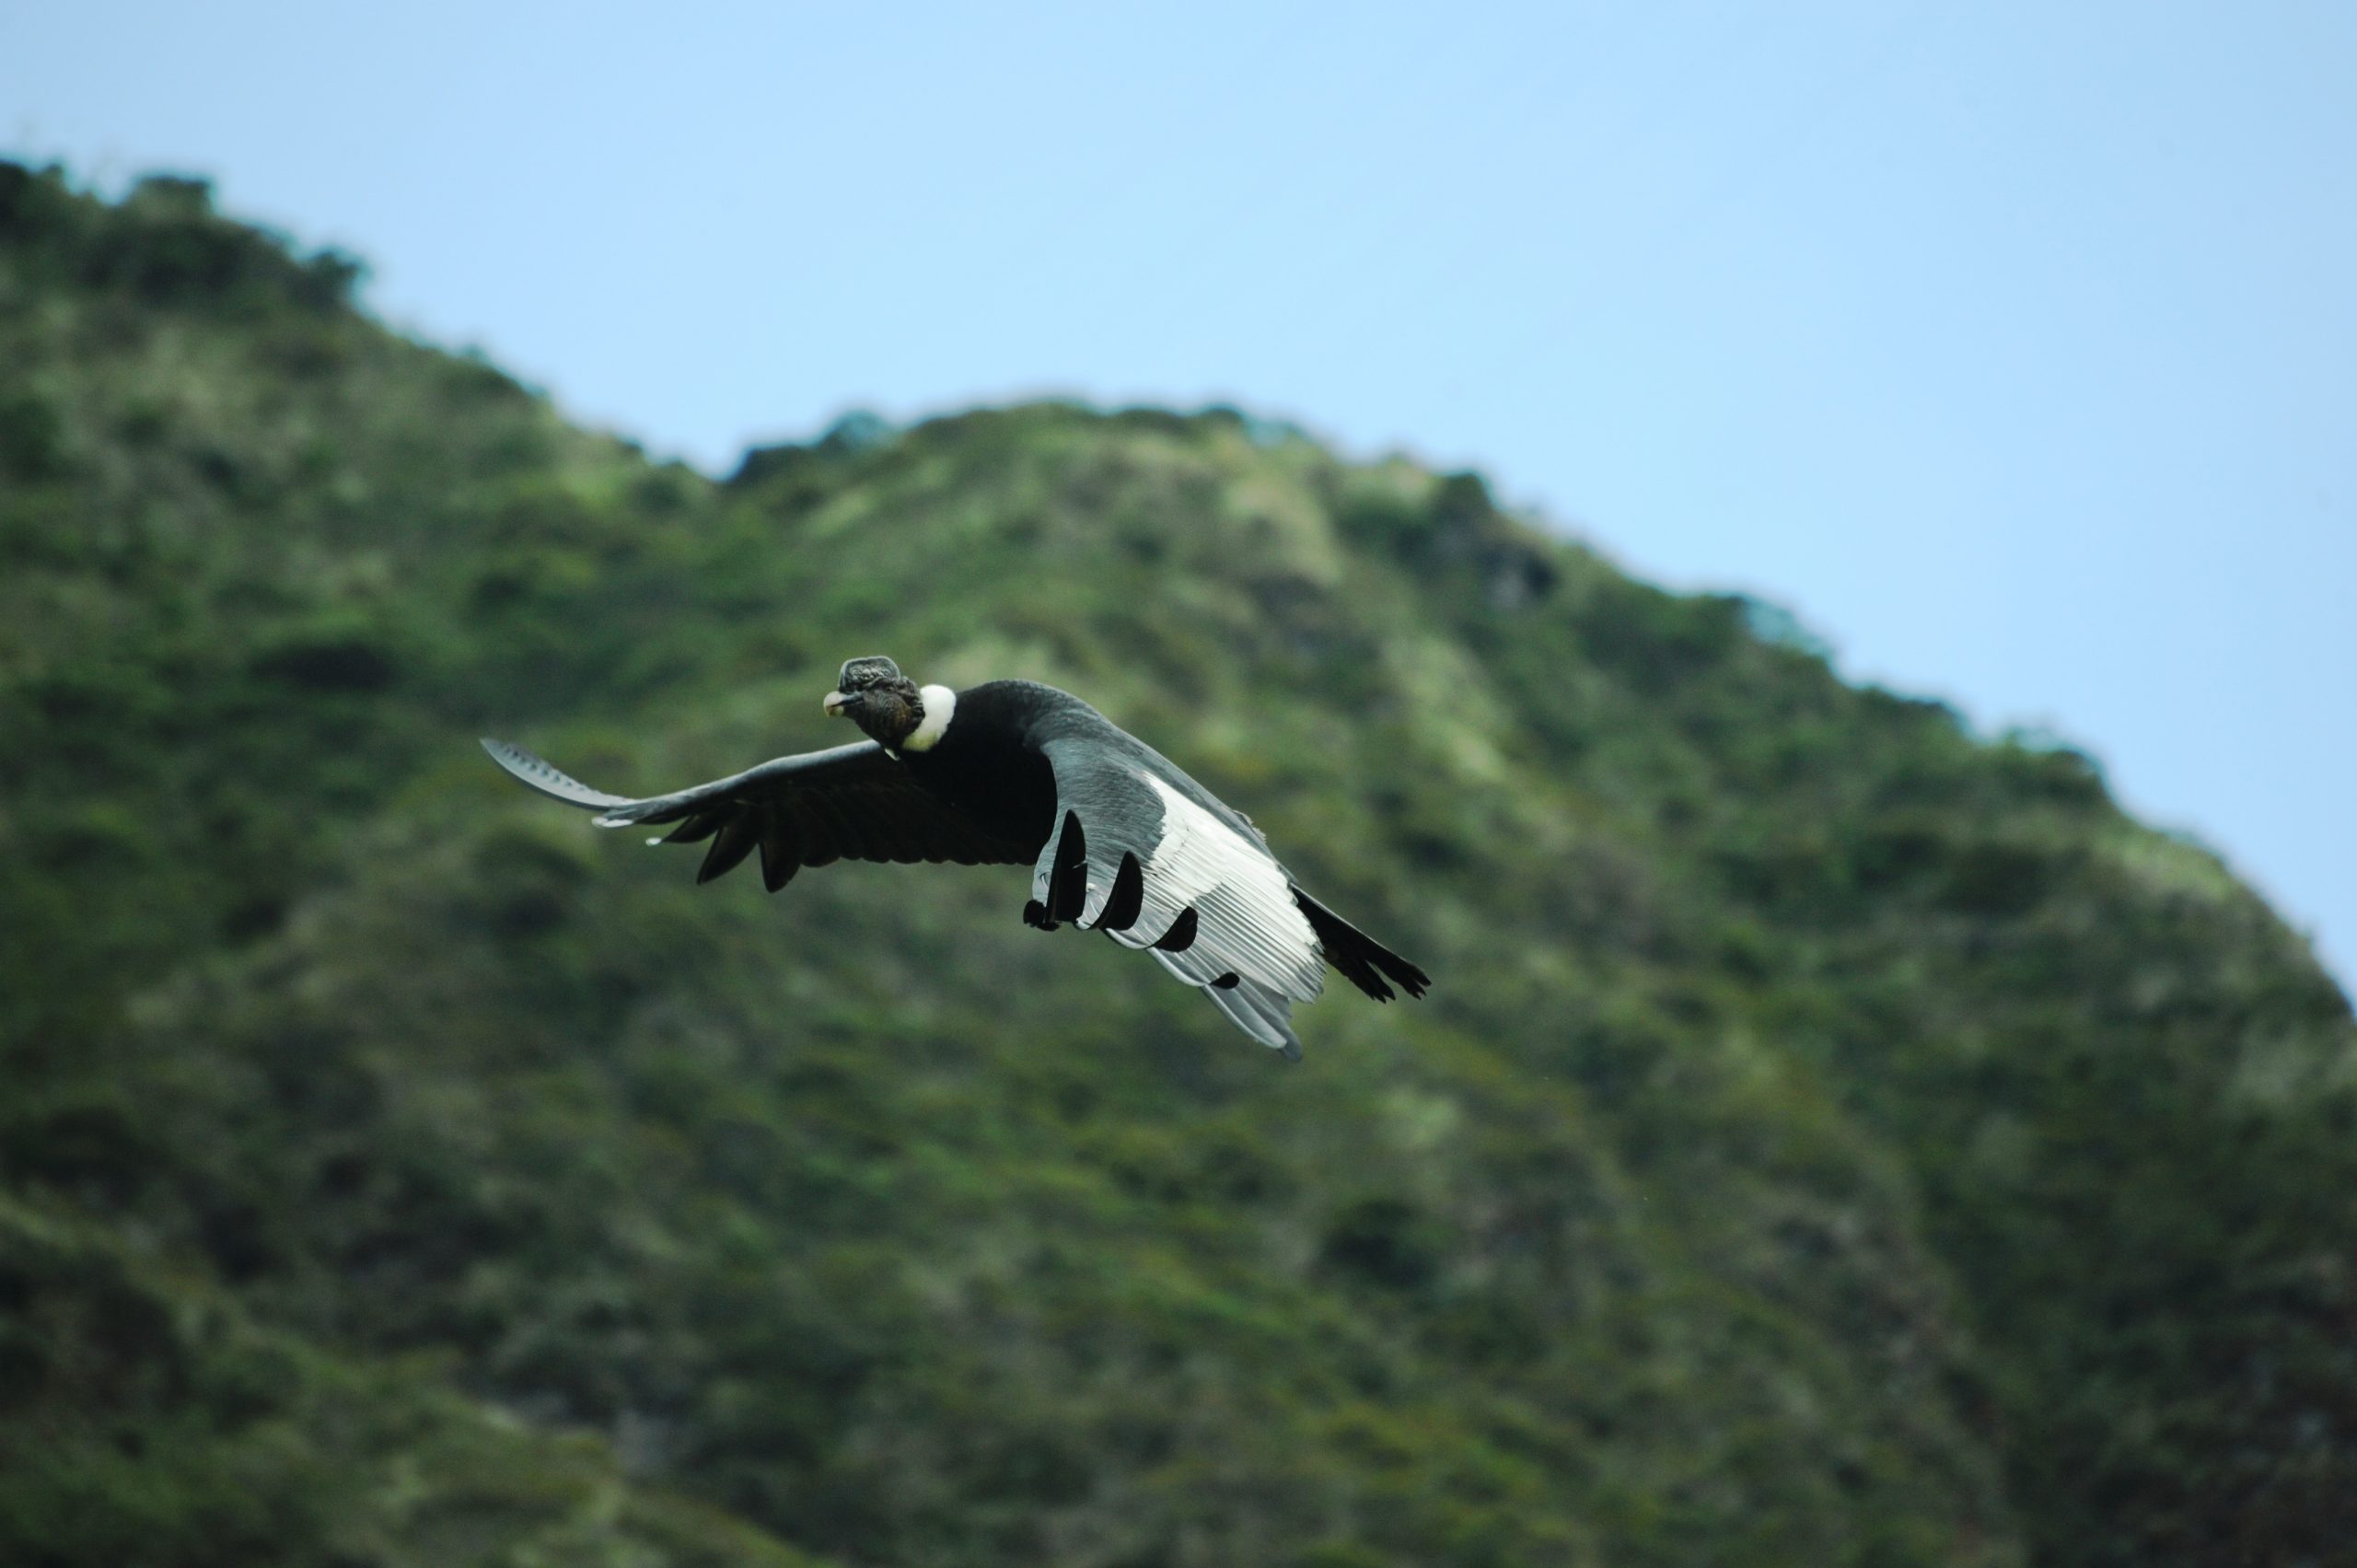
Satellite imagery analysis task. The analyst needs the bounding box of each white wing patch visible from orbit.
[1109,773,1322,1004]
[1030,736,1326,1055]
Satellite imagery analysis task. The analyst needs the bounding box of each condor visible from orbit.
[482,656,1429,1058]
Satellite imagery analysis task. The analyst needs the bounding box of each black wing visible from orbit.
[1028,731,1329,1058]
[482,738,1033,890]
[1017,703,1432,1058]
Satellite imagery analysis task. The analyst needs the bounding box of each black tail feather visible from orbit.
[1292,889,1431,1003]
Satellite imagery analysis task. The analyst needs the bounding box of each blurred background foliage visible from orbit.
[3,163,2353,1567]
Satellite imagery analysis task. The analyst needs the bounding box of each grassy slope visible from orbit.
[2,165,2352,1567]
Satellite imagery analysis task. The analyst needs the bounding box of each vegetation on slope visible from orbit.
[3,163,2351,1567]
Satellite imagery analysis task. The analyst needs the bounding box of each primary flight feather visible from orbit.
[482,656,1429,1059]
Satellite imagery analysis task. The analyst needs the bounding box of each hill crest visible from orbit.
[4,162,2352,1568]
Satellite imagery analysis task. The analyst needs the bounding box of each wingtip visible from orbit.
[479,736,639,813]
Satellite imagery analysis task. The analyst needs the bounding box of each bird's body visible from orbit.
[482,658,1428,1057]
[895,679,1061,852]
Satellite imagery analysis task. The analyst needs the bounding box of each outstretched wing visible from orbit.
[1028,733,1324,1059]
[482,738,1032,890]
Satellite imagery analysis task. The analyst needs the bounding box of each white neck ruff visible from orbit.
[902,683,957,751]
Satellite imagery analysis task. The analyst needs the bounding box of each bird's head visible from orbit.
[823,655,932,752]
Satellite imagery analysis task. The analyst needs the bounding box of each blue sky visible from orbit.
[6,1,2351,982]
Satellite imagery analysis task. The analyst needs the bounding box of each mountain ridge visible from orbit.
[3,161,2352,1568]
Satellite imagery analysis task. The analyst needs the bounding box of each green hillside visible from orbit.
[3,163,2351,1568]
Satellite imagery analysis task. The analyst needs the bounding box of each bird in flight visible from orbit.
[482,656,1429,1058]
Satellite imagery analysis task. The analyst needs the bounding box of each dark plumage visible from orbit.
[482,656,1429,1058]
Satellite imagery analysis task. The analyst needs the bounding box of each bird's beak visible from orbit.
[823,690,852,717]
